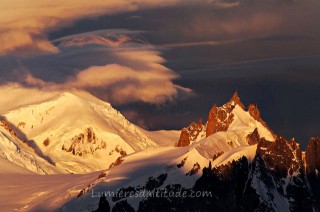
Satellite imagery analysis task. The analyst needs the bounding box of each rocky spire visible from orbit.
[229,91,245,110]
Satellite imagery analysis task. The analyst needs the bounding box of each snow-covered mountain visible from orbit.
[1,85,320,212]
[0,84,157,174]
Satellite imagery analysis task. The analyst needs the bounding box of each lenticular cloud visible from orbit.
[22,30,193,105]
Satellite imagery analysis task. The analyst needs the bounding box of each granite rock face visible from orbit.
[177,119,204,147]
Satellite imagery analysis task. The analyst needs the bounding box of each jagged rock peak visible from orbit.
[177,91,276,146]
[229,91,245,110]
[177,118,204,147]
[205,92,245,137]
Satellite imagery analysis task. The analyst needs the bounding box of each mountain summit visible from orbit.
[178,91,275,147]
[0,85,156,174]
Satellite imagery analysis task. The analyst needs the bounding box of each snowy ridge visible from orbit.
[230,105,275,141]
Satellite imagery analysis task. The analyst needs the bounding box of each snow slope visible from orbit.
[142,130,180,147]
[0,157,33,174]
[230,105,274,141]
[0,172,99,212]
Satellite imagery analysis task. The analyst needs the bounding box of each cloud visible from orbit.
[0,0,215,56]
[121,110,150,129]
[162,39,239,48]
[144,0,320,49]
[63,63,191,104]
[14,30,192,105]
[2,0,319,54]
[24,62,192,105]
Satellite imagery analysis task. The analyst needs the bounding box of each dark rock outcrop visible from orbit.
[62,127,107,156]
[212,151,224,161]
[93,194,110,212]
[109,157,124,168]
[0,120,17,137]
[112,200,134,212]
[306,136,320,175]
[177,157,188,168]
[257,135,303,178]
[306,136,320,209]
[43,138,50,146]
[186,163,201,176]
[246,128,260,145]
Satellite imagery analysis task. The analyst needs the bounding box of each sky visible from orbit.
[1,0,320,148]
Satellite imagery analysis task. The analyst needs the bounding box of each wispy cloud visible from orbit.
[162,39,239,48]
[17,30,192,104]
